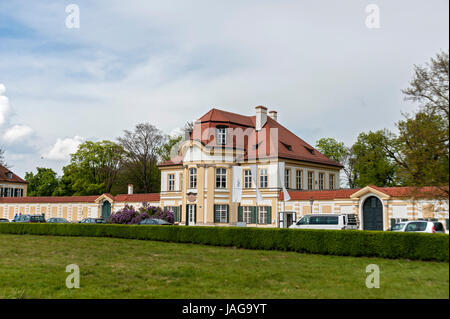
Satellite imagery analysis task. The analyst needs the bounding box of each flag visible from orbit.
[232,166,243,202]
[278,162,291,201]
[250,164,263,204]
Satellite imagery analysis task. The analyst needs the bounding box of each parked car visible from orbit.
[389,220,446,233]
[289,214,359,230]
[138,218,172,225]
[14,214,46,223]
[79,218,105,224]
[0,218,9,223]
[47,217,69,224]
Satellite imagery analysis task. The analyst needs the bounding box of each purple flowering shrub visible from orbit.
[139,202,174,224]
[108,202,174,224]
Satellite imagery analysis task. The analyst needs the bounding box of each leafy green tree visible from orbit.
[25,167,59,196]
[315,137,356,188]
[351,130,398,188]
[158,135,182,163]
[59,140,125,195]
[392,50,449,195]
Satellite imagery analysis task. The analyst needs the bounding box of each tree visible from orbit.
[351,130,398,188]
[118,123,165,193]
[59,140,125,195]
[315,137,356,188]
[25,167,59,196]
[394,51,449,195]
[158,135,182,163]
[0,148,8,168]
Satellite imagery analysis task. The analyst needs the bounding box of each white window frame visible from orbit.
[285,168,290,189]
[259,168,268,188]
[168,174,175,191]
[296,169,302,190]
[308,171,314,190]
[189,168,197,188]
[319,173,324,190]
[216,204,228,223]
[216,168,227,188]
[244,170,252,189]
[259,206,268,224]
[329,174,335,190]
[216,127,227,145]
[243,206,252,224]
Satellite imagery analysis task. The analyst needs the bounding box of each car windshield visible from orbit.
[391,223,406,231]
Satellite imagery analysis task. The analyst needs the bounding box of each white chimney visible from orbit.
[128,184,134,195]
[255,105,267,131]
[268,110,278,121]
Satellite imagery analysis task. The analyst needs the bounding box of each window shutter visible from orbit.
[185,206,188,225]
[194,205,197,223]
[251,206,257,224]
[214,205,219,223]
[266,206,272,225]
[238,206,243,222]
[226,205,229,223]
[390,218,396,228]
[179,205,182,222]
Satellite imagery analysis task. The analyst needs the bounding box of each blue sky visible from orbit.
[0,0,448,178]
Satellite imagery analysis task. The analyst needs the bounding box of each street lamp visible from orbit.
[309,196,314,214]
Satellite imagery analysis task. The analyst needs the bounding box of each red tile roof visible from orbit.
[159,107,343,168]
[0,165,28,184]
[0,193,160,204]
[280,186,448,201]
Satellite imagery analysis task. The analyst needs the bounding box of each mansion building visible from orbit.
[0,107,448,231]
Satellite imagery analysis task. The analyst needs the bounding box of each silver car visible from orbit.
[390,221,446,234]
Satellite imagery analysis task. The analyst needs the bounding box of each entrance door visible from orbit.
[286,213,294,228]
[186,204,196,226]
[101,201,111,221]
[363,196,383,230]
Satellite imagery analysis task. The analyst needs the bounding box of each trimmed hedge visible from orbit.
[0,223,448,261]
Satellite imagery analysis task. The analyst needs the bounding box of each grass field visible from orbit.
[0,234,448,299]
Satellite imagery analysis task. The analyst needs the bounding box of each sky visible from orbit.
[0,0,448,178]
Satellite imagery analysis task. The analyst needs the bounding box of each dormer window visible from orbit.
[304,146,315,155]
[7,172,12,179]
[216,127,227,145]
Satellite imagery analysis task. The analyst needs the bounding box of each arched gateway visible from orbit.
[362,196,383,230]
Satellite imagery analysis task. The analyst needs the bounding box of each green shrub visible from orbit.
[0,223,447,261]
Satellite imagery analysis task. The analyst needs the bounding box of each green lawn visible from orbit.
[0,234,448,299]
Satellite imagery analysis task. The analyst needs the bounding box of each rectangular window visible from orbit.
[258,206,268,224]
[319,173,324,190]
[168,174,175,191]
[180,173,183,191]
[308,171,314,190]
[214,204,228,223]
[329,174,335,190]
[216,127,227,145]
[244,170,252,189]
[259,168,268,188]
[243,206,252,224]
[296,170,302,190]
[216,168,227,188]
[285,168,290,188]
[189,168,197,188]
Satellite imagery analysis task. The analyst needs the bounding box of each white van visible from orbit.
[289,214,359,230]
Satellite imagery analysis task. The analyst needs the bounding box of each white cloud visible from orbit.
[0,83,10,126]
[42,136,85,161]
[2,125,33,143]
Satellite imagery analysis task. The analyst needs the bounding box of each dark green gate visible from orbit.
[362,196,383,230]
[101,201,111,221]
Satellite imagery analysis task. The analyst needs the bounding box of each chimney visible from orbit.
[255,105,267,131]
[268,110,278,121]
[128,184,134,195]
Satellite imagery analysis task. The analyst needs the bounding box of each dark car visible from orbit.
[0,218,9,223]
[15,215,46,223]
[79,218,105,224]
[47,217,69,224]
[138,218,172,225]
